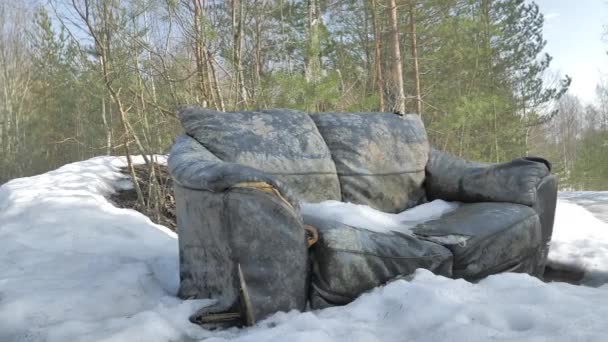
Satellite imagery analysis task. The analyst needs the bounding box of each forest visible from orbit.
[0,0,606,191]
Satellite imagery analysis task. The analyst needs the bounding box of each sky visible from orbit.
[534,0,608,105]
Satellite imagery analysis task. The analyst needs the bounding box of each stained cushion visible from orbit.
[304,214,453,309]
[412,202,543,279]
[311,113,429,213]
[179,107,341,202]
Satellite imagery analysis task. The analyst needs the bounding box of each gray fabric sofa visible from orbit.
[168,107,557,326]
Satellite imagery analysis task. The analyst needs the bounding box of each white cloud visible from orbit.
[545,12,560,20]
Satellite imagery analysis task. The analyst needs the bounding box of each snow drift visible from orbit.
[1,156,607,341]
[301,199,459,235]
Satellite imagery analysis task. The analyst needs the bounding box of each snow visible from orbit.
[301,199,460,235]
[204,270,608,342]
[548,193,608,286]
[0,157,210,342]
[1,156,608,341]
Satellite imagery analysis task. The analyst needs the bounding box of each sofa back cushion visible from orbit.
[179,107,341,202]
[311,112,429,213]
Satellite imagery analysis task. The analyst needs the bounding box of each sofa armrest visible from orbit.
[425,148,552,207]
[170,135,309,326]
[168,134,299,210]
[175,184,308,326]
[532,174,558,272]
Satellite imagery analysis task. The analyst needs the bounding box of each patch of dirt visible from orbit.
[110,163,177,231]
[543,262,585,285]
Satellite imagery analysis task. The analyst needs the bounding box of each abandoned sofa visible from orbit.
[168,107,557,326]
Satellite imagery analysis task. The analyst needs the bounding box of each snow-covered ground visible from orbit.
[1,156,608,342]
[548,195,608,287]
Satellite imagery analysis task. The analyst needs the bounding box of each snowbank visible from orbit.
[205,270,608,342]
[1,156,608,341]
[0,157,209,341]
[549,194,608,286]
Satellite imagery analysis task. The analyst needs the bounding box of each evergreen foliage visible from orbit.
[3,0,603,190]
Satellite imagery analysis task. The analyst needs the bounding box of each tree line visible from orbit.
[3,0,598,202]
[534,86,608,191]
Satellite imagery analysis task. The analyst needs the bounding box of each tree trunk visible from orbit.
[207,48,225,111]
[306,0,321,85]
[371,0,386,112]
[388,0,406,114]
[101,96,112,155]
[193,0,209,107]
[481,0,500,162]
[253,13,263,102]
[409,0,422,116]
[232,0,248,108]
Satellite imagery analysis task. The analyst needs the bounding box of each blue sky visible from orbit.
[535,0,608,104]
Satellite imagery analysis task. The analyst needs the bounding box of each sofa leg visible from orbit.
[193,312,242,325]
[237,264,256,326]
[189,264,257,328]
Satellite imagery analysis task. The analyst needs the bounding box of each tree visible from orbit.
[387,0,406,113]
[306,0,322,85]
[371,0,386,111]
[0,2,33,182]
[232,0,248,107]
[547,94,582,186]
[0,0,591,192]
[409,0,422,115]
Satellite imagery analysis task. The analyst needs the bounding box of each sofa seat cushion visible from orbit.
[411,202,543,280]
[179,107,341,203]
[304,214,453,309]
[310,112,429,213]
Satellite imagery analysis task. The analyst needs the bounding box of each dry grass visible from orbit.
[110,163,177,231]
